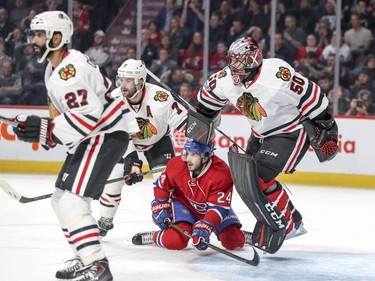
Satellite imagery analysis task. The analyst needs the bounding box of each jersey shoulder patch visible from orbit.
[58,63,76,81]
[275,66,292,81]
[154,91,169,102]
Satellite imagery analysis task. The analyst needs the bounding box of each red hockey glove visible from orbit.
[123,158,143,185]
[13,115,59,149]
[192,220,213,251]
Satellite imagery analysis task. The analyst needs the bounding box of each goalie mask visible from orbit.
[29,11,73,63]
[181,139,215,161]
[227,37,262,85]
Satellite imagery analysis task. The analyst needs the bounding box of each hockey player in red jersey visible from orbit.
[185,37,339,254]
[12,11,138,280]
[97,59,188,237]
[132,139,246,251]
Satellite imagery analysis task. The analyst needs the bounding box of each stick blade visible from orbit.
[0,179,22,202]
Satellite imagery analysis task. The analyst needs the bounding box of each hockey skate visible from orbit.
[132,231,156,245]
[243,230,253,245]
[97,217,114,237]
[55,257,85,279]
[68,258,113,281]
[286,208,307,240]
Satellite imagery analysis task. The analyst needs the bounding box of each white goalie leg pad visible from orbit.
[100,163,124,218]
[54,191,105,266]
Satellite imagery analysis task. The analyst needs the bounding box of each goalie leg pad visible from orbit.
[252,221,286,254]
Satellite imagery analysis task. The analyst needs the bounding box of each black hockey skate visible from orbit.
[132,231,156,245]
[69,258,113,281]
[97,217,114,237]
[56,257,85,280]
[286,205,307,240]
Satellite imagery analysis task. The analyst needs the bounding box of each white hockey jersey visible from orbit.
[111,82,187,151]
[198,58,329,138]
[44,50,139,151]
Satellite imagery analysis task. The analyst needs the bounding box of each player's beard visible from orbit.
[33,44,48,60]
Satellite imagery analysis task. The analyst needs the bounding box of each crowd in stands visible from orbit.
[0,0,374,116]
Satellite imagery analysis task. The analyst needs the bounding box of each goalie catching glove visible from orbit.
[302,112,338,162]
[13,115,59,149]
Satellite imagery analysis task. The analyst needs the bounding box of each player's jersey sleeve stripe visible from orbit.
[198,89,226,110]
[296,81,313,110]
[303,91,325,117]
[64,113,87,136]
[300,82,319,115]
[70,113,95,131]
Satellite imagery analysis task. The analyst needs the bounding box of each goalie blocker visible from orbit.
[227,146,287,254]
[185,110,220,145]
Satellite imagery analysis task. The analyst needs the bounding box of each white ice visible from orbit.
[1,173,375,281]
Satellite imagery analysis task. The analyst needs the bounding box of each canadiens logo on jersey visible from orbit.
[154,91,169,102]
[236,92,267,121]
[59,64,76,80]
[276,66,291,81]
[131,117,158,139]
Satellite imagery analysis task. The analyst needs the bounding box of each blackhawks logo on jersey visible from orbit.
[275,66,291,81]
[131,117,158,140]
[59,64,76,80]
[154,91,169,102]
[236,92,267,121]
[218,69,227,78]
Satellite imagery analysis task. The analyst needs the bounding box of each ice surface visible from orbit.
[0,174,374,281]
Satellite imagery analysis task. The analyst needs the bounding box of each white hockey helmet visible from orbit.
[30,11,73,63]
[116,59,147,87]
[227,37,262,85]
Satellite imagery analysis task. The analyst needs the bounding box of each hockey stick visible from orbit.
[146,69,246,153]
[0,167,165,204]
[0,115,18,127]
[167,221,260,266]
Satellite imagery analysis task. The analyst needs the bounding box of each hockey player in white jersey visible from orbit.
[97,59,188,236]
[12,11,139,281]
[186,37,338,254]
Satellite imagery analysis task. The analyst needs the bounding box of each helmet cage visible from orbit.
[181,139,215,161]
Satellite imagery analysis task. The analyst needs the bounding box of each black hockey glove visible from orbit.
[13,115,60,149]
[123,158,143,186]
[302,112,338,162]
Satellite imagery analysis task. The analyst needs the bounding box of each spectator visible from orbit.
[180,0,204,34]
[214,0,234,33]
[5,26,25,64]
[0,58,22,105]
[238,0,270,35]
[72,0,90,51]
[20,9,36,33]
[349,68,375,100]
[181,31,206,75]
[319,0,337,30]
[208,11,226,53]
[179,82,198,107]
[345,89,375,116]
[344,13,373,59]
[275,1,287,33]
[0,7,14,40]
[156,0,181,34]
[160,66,194,93]
[314,19,332,49]
[159,34,179,63]
[322,53,349,87]
[149,48,178,79]
[270,32,295,66]
[84,30,112,77]
[126,46,136,60]
[226,18,244,46]
[317,75,333,96]
[353,0,374,31]
[321,31,351,64]
[140,28,158,68]
[302,51,325,82]
[18,43,47,105]
[9,0,29,28]
[210,41,228,73]
[0,38,11,75]
[294,33,323,65]
[168,15,191,50]
[244,26,269,56]
[148,20,162,48]
[296,0,317,35]
[283,14,306,53]
[327,85,351,115]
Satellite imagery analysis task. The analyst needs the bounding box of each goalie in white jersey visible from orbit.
[186,37,338,254]
[97,59,188,236]
[12,11,139,281]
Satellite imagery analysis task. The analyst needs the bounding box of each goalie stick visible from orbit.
[168,221,260,266]
[145,69,246,153]
[0,167,165,204]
